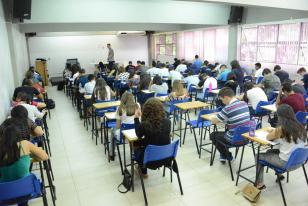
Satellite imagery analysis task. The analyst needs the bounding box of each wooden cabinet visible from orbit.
[35,60,48,86]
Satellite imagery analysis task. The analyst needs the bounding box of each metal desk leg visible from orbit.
[254,145,261,186]
[130,142,134,192]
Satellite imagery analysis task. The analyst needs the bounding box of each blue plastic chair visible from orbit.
[156,93,168,97]
[183,109,218,158]
[253,101,272,127]
[0,173,48,206]
[304,94,308,106]
[137,140,183,206]
[295,111,308,125]
[256,76,264,84]
[196,88,215,107]
[211,123,254,183]
[188,84,198,99]
[257,148,308,206]
[268,91,278,102]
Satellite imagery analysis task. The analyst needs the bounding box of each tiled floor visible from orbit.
[30,86,308,206]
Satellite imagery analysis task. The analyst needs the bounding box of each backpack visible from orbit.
[117,169,132,193]
[47,99,56,109]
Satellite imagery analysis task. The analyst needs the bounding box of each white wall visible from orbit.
[0,1,29,122]
[28,35,149,77]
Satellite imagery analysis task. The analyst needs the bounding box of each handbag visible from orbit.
[117,168,132,193]
[241,183,261,203]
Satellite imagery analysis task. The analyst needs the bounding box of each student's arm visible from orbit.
[134,108,144,138]
[275,88,283,106]
[25,140,49,161]
[34,107,45,119]
[266,127,281,141]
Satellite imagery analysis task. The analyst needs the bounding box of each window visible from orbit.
[257,25,278,63]
[154,33,177,58]
[240,27,257,62]
[298,23,308,65]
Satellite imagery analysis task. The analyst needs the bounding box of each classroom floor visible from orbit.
[30,86,308,206]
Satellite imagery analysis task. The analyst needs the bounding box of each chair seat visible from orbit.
[186,120,212,128]
[103,121,116,128]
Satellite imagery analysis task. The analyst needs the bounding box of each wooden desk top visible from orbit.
[84,95,92,100]
[156,96,168,102]
[175,101,210,110]
[201,112,218,121]
[261,104,277,112]
[105,112,116,120]
[122,129,140,142]
[242,127,277,146]
[93,101,120,109]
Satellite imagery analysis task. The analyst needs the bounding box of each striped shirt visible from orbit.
[216,99,250,141]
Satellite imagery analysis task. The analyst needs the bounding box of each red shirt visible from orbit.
[280,93,305,113]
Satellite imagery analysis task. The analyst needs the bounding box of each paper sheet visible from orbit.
[254,130,277,145]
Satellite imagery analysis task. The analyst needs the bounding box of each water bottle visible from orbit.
[249,118,256,137]
[209,82,213,92]
[236,85,240,96]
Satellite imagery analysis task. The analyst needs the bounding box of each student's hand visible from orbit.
[134,108,142,118]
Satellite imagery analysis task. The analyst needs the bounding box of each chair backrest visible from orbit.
[156,93,167,97]
[0,174,41,203]
[295,111,308,125]
[197,109,219,123]
[284,148,308,170]
[231,123,252,144]
[143,140,180,165]
[256,76,264,84]
[268,91,278,102]
[255,101,271,115]
[304,94,308,106]
[188,84,196,96]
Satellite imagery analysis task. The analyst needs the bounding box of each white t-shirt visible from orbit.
[184,75,200,89]
[159,68,170,78]
[169,70,182,84]
[176,64,187,73]
[246,87,268,110]
[203,77,217,92]
[150,83,168,94]
[279,140,305,161]
[254,68,264,78]
[115,103,140,124]
[20,103,44,122]
[148,67,161,77]
[84,80,96,94]
[72,72,79,82]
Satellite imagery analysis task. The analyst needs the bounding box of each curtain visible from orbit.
[257,24,278,63]
[299,22,308,65]
[240,27,257,62]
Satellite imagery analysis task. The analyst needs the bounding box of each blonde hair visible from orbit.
[118,92,138,116]
[172,80,185,96]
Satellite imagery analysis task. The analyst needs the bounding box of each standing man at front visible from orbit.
[107,43,114,70]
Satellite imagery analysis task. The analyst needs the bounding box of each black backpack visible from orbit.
[47,99,56,109]
[117,169,132,193]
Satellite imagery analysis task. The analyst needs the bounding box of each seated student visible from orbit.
[207,87,251,162]
[22,70,39,86]
[276,82,305,114]
[169,66,182,85]
[14,92,46,122]
[13,79,43,102]
[297,67,308,89]
[138,73,151,92]
[109,92,140,160]
[149,75,168,95]
[255,104,307,190]
[0,120,48,187]
[134,98,171,176]
[202,71,218,92]
[84,74,96,95]
[274,65,289,84]
[9,105,44,140]
[230,60,244,88]
[139,61,149,75]
[116,66,130,82]
[71,65,81,83]
[254,62,263,79]
[241,82,268,115]
[158,63,170,78]
[168,80,189,100]
[184,71,200,89]
[259,68,281,96]
[107,64,117,77]
[200,60,210,74]
[224,73,238,94]
[217,64,230,83]
[147,62,161,77]
[92,78,114,101]
[176,59,188,73]
[98,61,106,74]
[77,69,88,94]
[125,61,136,74]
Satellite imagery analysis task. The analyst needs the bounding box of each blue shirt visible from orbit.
[193,59,203,69]
[217,69,231,82]
[216,99,250,141]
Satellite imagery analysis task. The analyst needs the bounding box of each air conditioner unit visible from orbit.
[117,31,146,36]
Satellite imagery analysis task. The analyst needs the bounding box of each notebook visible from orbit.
[254,130,277,145]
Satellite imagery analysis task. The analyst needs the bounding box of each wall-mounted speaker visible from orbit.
[13,0,32,22]
[228,6,244,24]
